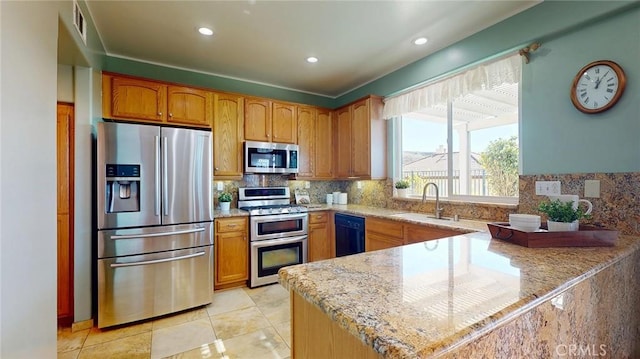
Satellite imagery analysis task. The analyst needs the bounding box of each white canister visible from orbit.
[332,191,340,204]
[339,193,348,204]
[326,194,333,205]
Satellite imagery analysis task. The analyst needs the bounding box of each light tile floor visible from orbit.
[57,284,291,359]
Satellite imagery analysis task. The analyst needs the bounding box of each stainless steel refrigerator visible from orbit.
[96,122,213,328]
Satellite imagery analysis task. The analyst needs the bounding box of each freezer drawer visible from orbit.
[98,222,213,258]
[97,245,213,328]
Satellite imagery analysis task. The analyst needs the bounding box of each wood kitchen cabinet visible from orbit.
[297,106,333,179]
[214,217,249,289]
[102,73,212,128]
[365,216,464,251]
[404,224,464,244]
[213,93,244,179]
[365,217,403,251]
[244,98,297,144]
[308,211,333,262]
[334,95,386,179]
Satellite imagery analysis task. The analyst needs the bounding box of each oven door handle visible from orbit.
[251,235,307,248]
[110,251,206,268]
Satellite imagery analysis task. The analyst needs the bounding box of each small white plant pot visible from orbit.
[396,188,408,197]
[219,202,231,212]
[547,220,579,232]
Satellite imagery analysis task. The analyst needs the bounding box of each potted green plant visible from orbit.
[538,199,590,231]
[395,179,410,197]
[218,191,232,211]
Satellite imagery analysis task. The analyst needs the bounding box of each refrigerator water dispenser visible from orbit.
[105,164,141,213]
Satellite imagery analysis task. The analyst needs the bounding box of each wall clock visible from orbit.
[570,60,626,114]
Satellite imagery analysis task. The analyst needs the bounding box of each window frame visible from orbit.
[392,67,522,206]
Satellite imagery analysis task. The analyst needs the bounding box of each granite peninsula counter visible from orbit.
[279,231,640,358]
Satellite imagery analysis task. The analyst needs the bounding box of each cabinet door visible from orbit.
[297,106,315,178]
[272,101,297,143]
[365,232,403,252]
[314,109,333,179]
[167,86,212,127]
[309,222,332,262]
[111,77,167,122]
[244,98,271,142]
[308,212,331,262]
[215,218,248,288]
[334,107,352,178]
[213,93,244,178]
[404,225,464,244]
[351,99,371,178]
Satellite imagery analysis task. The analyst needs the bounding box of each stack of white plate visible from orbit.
[509,214,541,232]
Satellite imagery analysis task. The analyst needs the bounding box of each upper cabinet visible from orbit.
[102,73,212,128]
[213,93,244,179]
[166,86,212,127]
[297,106,333,180]
[334,95,386,180]
[244,98,297,144]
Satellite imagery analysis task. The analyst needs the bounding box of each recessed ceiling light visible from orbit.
[306,57,318,63]
[198,27,213,36]
[413,37,428,45]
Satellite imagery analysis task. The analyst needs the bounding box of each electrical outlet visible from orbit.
[305,181,310,189]
[216,181,224,191]
[584,180,600,198]
[535,181,561,195]
[357,181,362,189]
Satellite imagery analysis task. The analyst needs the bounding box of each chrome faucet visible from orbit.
[422,182,443,219]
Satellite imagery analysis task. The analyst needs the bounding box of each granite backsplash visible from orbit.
[213,172,639,235]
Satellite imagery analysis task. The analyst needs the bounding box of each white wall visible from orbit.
[1,1,59,358]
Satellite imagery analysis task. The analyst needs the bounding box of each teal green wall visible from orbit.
[521,4,640,174]
[98,1,640,175]
[103,57,335,108]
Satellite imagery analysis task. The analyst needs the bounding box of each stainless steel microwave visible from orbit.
[244,141,299,174]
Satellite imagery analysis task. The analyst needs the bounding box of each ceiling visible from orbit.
[84,0,540,98]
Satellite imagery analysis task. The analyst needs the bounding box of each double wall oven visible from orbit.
[238,187,308,287]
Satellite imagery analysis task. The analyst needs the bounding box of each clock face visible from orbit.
[570,60,626,114]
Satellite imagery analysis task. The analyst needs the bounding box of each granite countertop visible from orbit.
[213,203,488,232]
[279,232,640,358]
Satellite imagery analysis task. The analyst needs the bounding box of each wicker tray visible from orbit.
[487,222,618,248]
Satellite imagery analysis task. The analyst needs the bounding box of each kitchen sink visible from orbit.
[390,212,454,222]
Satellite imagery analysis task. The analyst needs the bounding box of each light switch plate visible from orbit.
[535,181,561,195]
[584,180,600,198]
[216,181,224,191]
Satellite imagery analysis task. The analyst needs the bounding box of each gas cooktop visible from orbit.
[237,187,309,216]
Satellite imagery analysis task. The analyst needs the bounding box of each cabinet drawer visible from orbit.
[366,217,403,239]
[215,217,247,233]
[309,211,328,224]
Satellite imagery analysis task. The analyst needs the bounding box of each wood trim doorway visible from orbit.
[57,102,75,326]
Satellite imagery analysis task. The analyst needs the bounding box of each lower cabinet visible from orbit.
[214,217,249,289]
[365,217,403,252]
[404,224,464,244]
[308,211,333,262]
[365,216,465,251]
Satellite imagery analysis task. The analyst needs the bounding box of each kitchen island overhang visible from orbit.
[279,232,640,358]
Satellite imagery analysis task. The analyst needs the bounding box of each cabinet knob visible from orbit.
[158,112,162,116]
[215,167,219,170]
[169,113,173,117]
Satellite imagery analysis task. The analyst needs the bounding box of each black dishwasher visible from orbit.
[334,213,365,257]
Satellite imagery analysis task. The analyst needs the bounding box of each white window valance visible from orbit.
[382,54,522,119]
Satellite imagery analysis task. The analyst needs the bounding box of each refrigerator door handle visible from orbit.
[110,227,206,240]
[109,251,206,268]
[154,135,161,216]
[162,136,169,216]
